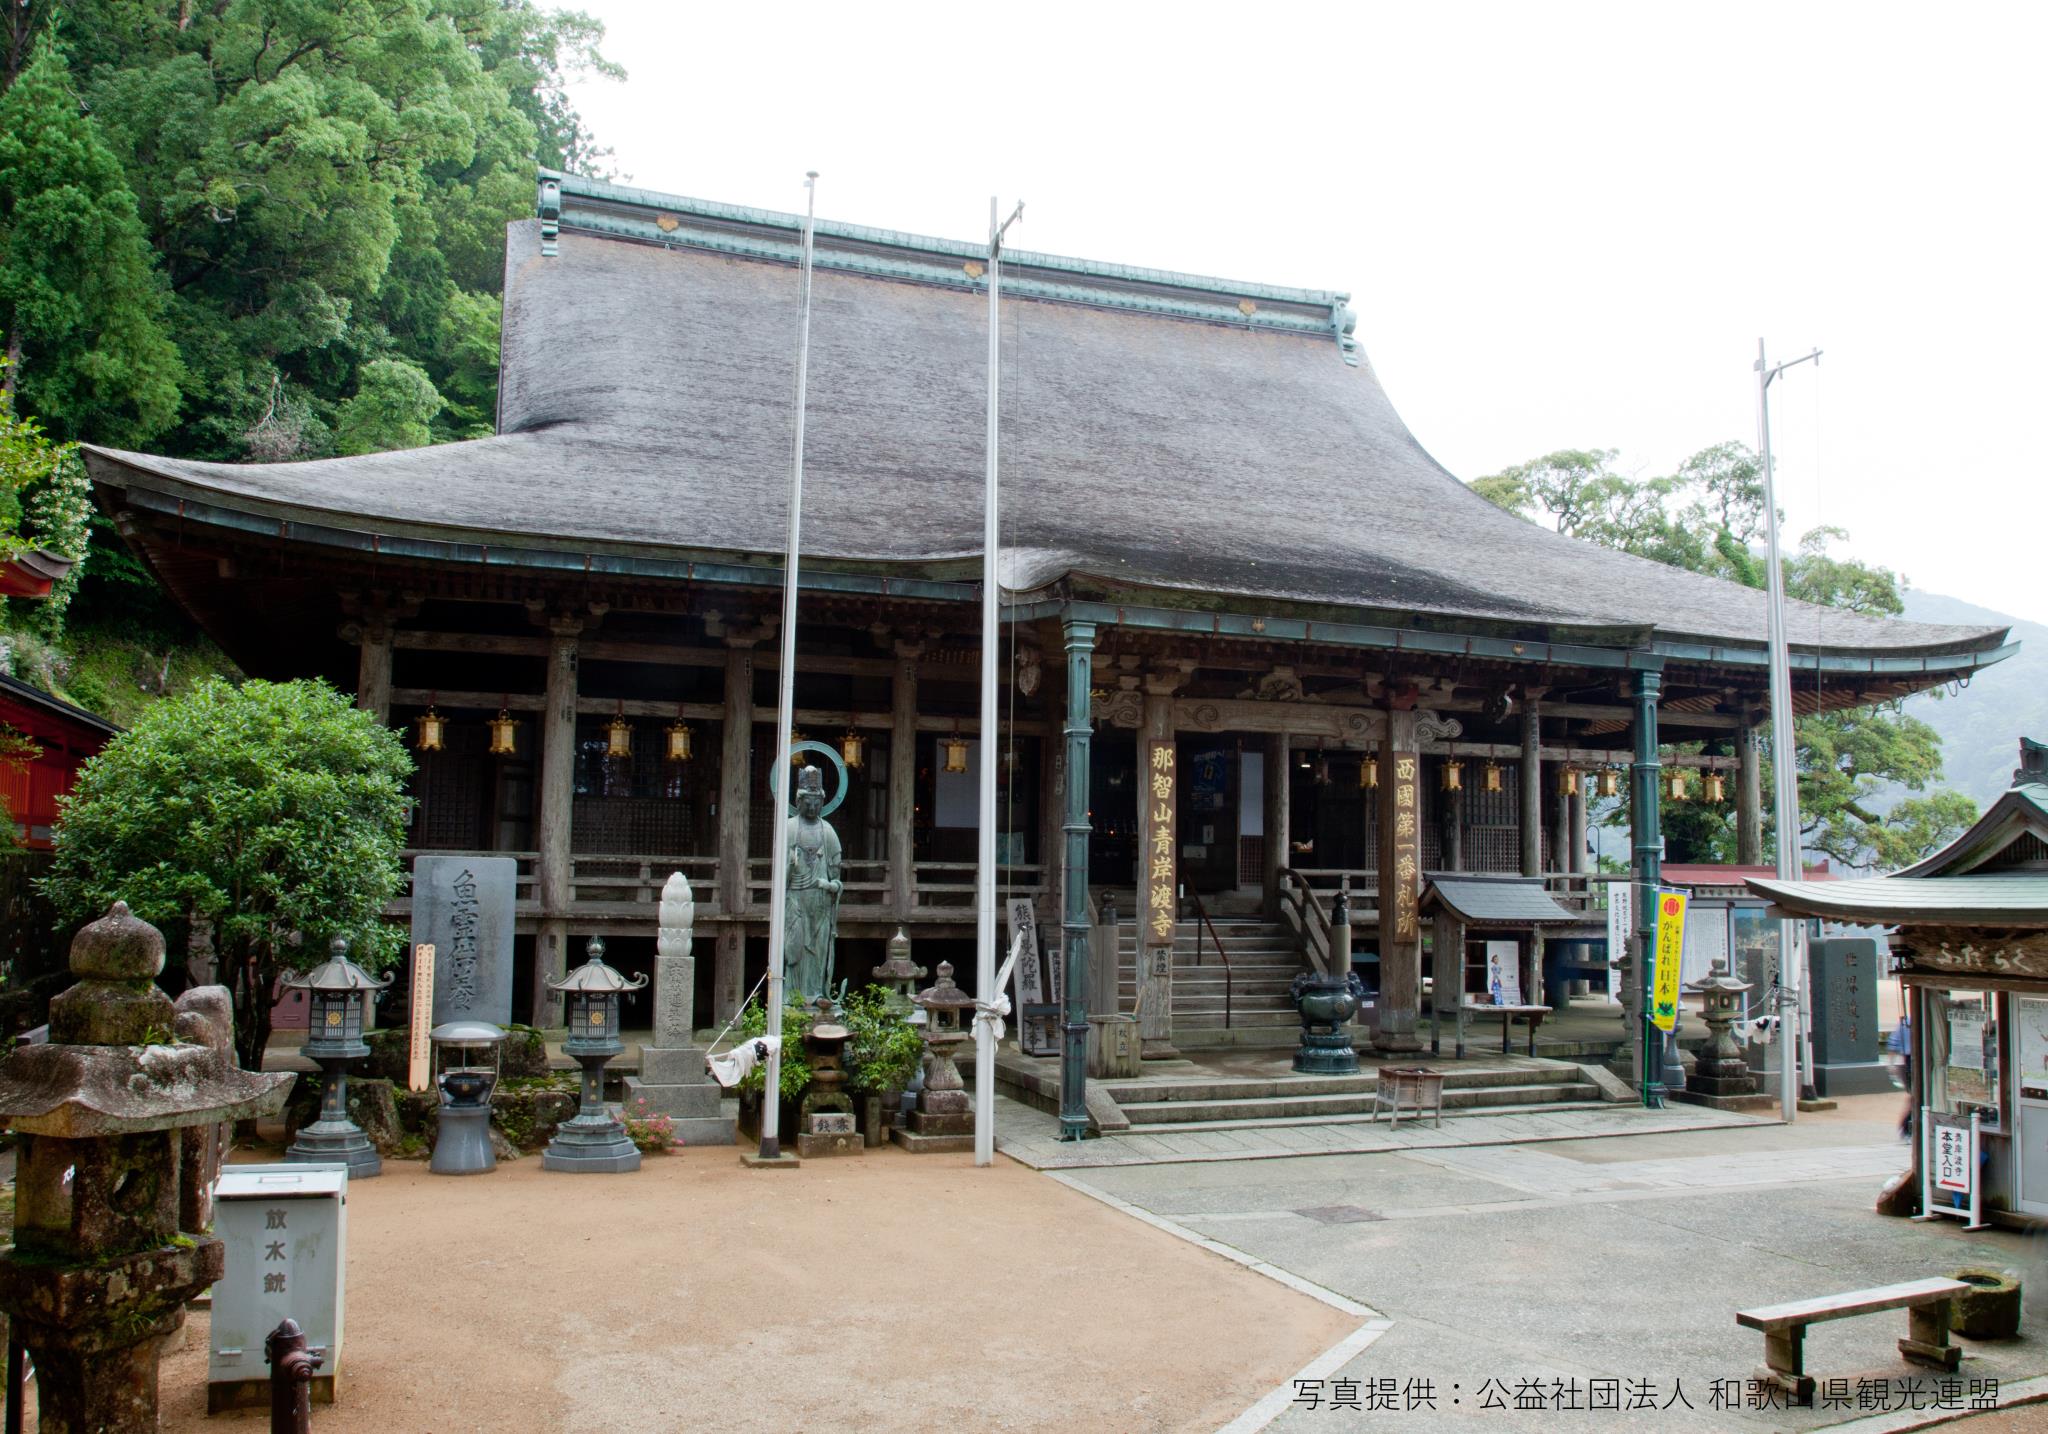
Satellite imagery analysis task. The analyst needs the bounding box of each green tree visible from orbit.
[1474,443,1973,869]
[0,42,181,446]
[333,357,442,455]
[42,677,412,1067]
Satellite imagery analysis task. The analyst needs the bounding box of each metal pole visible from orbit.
[975,197,1023,1168]
[758,173,818,1163]
[1756,337,1820,1123]
[1632,667,1664,1108]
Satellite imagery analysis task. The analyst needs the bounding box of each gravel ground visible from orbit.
[141,1144,1354,1434]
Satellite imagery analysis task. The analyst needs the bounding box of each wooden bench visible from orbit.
[1736,1278,1969,1404]
[1458,1001,1548,1057]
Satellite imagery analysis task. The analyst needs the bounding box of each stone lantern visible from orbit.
[543,936,647,1173]
[0,902,294,1433]
[283,936,393,1178]
[797,997,859,1158]
[893,961,976,1153]
[872,926,927,1127]
[1676,958,1768,1110]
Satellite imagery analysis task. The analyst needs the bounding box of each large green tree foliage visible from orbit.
[0,43,181,446]
[1474,444,1974,870]
[43,677,412,1067]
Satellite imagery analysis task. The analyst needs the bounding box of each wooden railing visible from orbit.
[395,849,538,905]
[746,858,890,909]
[571,853,718,906]
[1276,868,1335,978]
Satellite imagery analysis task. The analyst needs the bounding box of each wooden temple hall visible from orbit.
[84,171,2013,1086]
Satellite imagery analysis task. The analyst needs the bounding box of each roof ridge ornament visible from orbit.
[539,176,561,257]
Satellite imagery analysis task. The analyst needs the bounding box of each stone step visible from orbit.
[1101,1064,1584,1103]
[1117,1098,1614,1134]
[1117,1082,1603,1125]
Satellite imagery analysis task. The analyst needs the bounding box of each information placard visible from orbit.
[406,943,436,1093]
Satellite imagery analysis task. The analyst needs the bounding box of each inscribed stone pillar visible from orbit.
[1736,720,1764,867]
[1136,690,1178,1057]
[621,871,735,1143]
[713,642,754,1023]
[1263,732,1290,916]
[1373,709,1424,1054]
[888,644,920,915]
[1519,701,1543,877]
[532,619,579,1024]
[352,620,392,723]
[1058,616,1097,1139]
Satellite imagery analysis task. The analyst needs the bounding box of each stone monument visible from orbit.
[796,997,859,1158]
[783,764,842,1001]
[0,903,294,1432]
[412,855,516,1028]
[621,872,737,1144]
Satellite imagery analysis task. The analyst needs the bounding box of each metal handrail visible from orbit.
[1186,889,1234,1031]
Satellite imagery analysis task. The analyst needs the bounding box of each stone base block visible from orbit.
[797,1127,860,1158]
[1813,1060,1899,1098]
[287,1119,382,1179]
[666,1115,739,1146]
[620,1075,736,1137]
[635,1045,716,1087]
[1294,1035,1360,1075]
[1670,1088,1781,1114]
[541,1109,641,1173]
[740,1152,803,1169]
[1687,1070,1762,1098]
[910,1108,973,1137]
[892,1127,974,1154]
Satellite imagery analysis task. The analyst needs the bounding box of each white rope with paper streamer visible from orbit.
[972,930,1027,1047]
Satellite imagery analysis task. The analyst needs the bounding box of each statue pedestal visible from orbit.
[622,1046,737,1146]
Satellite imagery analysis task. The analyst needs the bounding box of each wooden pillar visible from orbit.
[1736,719,1764,867]
[1058,614,1097,1138]
[1137,689,1179,1058]
[1373,709,1424,1054]
[1519,700,1543,877]
[351,620,392,722]
[888,643,920,915]
[1430,907,1463,1055]
[1569,789,1589,874]
[1263,733,1290,917]
[1444,782,1465,873]
[1554,786,1573,873]
[532,616,580,1025]
[713,642,755,1024]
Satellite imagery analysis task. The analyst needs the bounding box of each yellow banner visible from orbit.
[1651,888,1687,1032]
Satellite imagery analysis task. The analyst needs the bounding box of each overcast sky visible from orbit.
[563,1,2045,625]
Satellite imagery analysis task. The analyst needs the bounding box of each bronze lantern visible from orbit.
[665,714,694,763]
[283,937,393,1178]
[415,704,445,753]
[1597,767,1621,799]
[840,726,866,771]
[1558,767,1580,798]
[1666,768,1690,800]
[605,703,633,759]
[1440,759,1463,793]
[1482,760,1503,793]
[487,706,518,757]
[1704,770,1727,803]
[1359,754,1378,790]
[942,728,969,774]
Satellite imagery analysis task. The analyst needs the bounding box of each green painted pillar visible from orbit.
[1059,614,1098,1139]
[1631,664,1665,1108]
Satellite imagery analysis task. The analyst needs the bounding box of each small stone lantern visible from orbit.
[893,961,976,1153]
[0,903,294,1432]
[1679,958,1764,1109]
[797,997,859,1157]
[543,936,647,1173]
[283,936,393,1178]
[429,1020,506,1176]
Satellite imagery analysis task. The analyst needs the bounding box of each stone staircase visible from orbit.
[1115,917,1306,1049]
[1102,1062,1610,1132]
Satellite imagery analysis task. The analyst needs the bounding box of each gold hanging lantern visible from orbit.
[1597,767,1621,799]
[1558,767,1580,797]
[605,703,633,759]
[789,729,807,765]
[1482,760,1503,793]
[1313,743,1331,787]
[665,713,694,763]
[1666,768,1689,801]
[840,727,866,771]
[487,704,518,757]
[415,698,445,753]
[942,725,970,774]
[1359,755,1378,790]
[1704,770,1727,803]
[1440,759,1463,792]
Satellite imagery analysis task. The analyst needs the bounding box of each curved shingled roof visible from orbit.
[84,176,2004,663]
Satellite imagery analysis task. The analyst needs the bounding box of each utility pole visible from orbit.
[1756,338,1820,1124]
[974,196,1025,1168]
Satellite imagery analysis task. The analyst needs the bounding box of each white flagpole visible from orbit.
[975,196,1022,1168]
[759,172,819,1163]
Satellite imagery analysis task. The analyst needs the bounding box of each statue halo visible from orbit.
[766,740,849,818]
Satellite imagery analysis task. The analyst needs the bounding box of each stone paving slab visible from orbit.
[994,1090,1771,1170]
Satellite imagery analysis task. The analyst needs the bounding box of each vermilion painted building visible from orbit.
[0,671,117,849]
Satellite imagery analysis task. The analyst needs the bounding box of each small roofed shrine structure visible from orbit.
[1750,739,2048,1224]
[83,171,2014,1118]
[1421,875,1581,1058]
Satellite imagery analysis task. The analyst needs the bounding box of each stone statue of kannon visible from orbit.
[783,764,843,1001]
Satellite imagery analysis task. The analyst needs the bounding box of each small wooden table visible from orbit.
[1371,1067,1444,1128]
[1458,1002,1549,1058]
[1736,1278,1968,1405]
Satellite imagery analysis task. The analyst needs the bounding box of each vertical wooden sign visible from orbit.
[1388,753,1421,943]
[1144,741,1177,954]
[407,943,437,1092]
